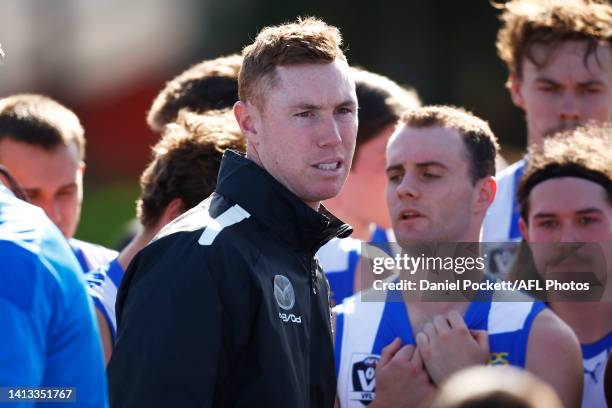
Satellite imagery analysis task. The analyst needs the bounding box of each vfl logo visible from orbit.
[274,275,295,310]
[350,355,379,405]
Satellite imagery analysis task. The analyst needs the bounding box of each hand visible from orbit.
[415,311,489,385]
[371,338,436,408]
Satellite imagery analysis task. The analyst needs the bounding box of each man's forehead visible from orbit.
[273,61,355,99]
[387,126,466,166]
[530,177,610,211]
[525,40,612,77]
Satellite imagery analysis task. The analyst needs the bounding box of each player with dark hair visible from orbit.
[87,109,245,361]
[0,48,106,405]
[0,93,119,362]
[431,366,562,408]
[517,123,612,407]
[146,54,242,133]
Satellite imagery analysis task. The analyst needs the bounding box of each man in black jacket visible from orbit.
[108,17,358,407]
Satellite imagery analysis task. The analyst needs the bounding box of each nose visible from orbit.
[558,224,578,243]
[316,115,342,148]
[39,198,63,228]
[396,174,420,200]
[558,93,581,122]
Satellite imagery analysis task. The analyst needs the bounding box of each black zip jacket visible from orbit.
[108,151,351,407]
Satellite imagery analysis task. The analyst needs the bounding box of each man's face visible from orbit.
[386,126,478,244]
[338,124,394,229]
[510,40,612,147]
[524,177,612,243]
[247,59,358,208]
[0,138,83,239]
[522,177,612,294]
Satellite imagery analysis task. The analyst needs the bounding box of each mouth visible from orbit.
[399,209,425,220]
[313,160,343,172]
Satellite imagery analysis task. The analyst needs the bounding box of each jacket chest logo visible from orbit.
[274,275,295,310]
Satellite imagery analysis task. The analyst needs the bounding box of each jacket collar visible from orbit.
[215,150,352,254]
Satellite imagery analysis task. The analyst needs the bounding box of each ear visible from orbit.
[519,217,530,241]
[233,100,260,146]
[473,176,497,215]
[508,74,525,109]
[160,197,185,227]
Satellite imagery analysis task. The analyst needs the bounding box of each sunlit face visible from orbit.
[386,126,480,244]
[338,124,394,229]
[0,138,83,238]
[521,177,612,296]
[510,40,612,147]
[241,59,358,208]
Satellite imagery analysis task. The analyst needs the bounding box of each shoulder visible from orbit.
[527,308,581,361]
[0,199,83,311]
[317,237,361,273]
[496,158,526,183]
[70,238,118,270]
[124,195,262,296]
[334,288,388,348]
[0,241,46,312]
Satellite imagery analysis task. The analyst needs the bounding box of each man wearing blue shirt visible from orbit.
[0,175,107,407]
[0,94,119,362]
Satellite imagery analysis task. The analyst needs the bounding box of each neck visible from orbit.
[550,302,612,344]
[117,226,158,270]
[526,131,543,150]
[306,201,321,211]
[405,300,470,334]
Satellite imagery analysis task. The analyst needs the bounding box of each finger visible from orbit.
[379,337,402,366]
[471,330,490,353]
[433,314,451,336]
[410,343,424,368]
[447,310,469,333]
[423,322,436,341]
[395,344,416,363]
[415,331,429,349]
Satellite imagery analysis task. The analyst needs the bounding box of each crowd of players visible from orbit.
[0,0,611,407]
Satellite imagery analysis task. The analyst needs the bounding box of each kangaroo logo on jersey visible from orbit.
[350,354,379,405]
[274,275,295,310]
[488,352,510,365]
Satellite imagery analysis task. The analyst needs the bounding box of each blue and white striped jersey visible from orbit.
[85,258,124,341]
[317,236,361,306]
[334,286,545,407]
[71,238,124,341]
[70,238,118,272]
[317,224,395,306]
[581,331,612,408]
[482,159,526,242]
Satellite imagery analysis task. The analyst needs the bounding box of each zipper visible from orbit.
[310,257,317,295]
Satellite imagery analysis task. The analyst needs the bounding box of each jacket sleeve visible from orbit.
[108,240,224,408]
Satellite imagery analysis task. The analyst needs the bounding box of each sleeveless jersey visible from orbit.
[335,288,545,407]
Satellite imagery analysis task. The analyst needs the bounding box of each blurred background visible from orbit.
[0,0,526,248]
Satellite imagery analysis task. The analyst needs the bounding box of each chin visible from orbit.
[308,186,343,203]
